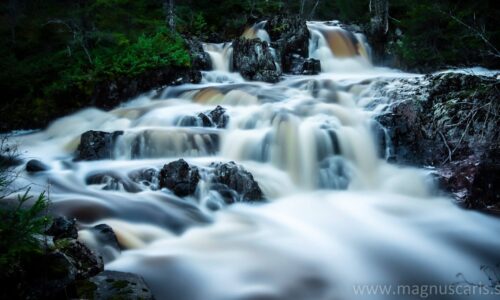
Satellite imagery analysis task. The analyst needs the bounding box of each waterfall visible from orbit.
[9,20,500,300]
[308,21,372,72]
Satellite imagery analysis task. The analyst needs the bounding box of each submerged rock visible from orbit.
[26,159,50,173]
[232,38,281,82]
[73,271,154,300]
[159,159,200,197]
[210,161,264,203]
[75,130,123,161]
[86,171,142,193]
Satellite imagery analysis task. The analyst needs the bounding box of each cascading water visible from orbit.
[8,20,500,300]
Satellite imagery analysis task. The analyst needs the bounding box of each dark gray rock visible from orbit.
[26,159,50,172]
[210,161,264,203]
[265,15,310,73]
[185,37,212,71]
[73,270,154,300]
[290,55,321,75]
[46,216,78,241]
[159,159,200,197]
[232,38,280,82]
[75,130,123,161]
[58,240,104,279]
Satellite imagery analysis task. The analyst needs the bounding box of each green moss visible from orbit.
[75,279,98,299]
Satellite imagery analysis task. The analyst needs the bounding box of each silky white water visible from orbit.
[9,22,500,300]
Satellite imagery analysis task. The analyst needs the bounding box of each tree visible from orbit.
[165,0,175,31]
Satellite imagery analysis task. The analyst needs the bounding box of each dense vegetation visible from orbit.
[0,0,498,131]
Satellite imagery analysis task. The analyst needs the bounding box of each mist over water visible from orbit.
[10,21,500,300]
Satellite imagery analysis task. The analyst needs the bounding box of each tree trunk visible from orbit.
[165,0,175,31]
[369,0,389,64]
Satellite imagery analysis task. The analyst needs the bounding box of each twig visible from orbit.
[439,131,452,164]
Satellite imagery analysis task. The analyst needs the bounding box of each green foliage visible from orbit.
[390,0,499,70]
[0,188,51,271]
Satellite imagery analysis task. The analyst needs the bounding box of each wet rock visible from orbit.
[290,55,321,75]
[374,72,500,210]
[73,271,154,300]
[232,38,280,82]
[46,216,78,241]
[195,105,229,128]
[92,67,202,110]
[23,251,78,299]
[129,168,159,190]
[210,161,264,203]
[58,240,104,279]
[265,15,310,73]
[75,130,123,161]
[26,159,50,173]
[86,171,142,193]
[185,37,212,71]
[159,159,200,197]
[437,149,500,210]
[90,224,121,252]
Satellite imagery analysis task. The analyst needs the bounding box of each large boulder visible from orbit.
[75,130,123,161]
[374,72,499,210]
[73,271,154,300]
[232,38,281,82]
[264,15,310,74]
[210,161,264,203]
[159,159,200,197]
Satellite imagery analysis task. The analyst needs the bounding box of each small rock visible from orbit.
[159,159,200,197]
[26,159,50,173]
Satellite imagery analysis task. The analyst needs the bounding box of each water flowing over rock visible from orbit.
[265,15,310,73]
[75,130,123,161]
[7,20,500,299]
[232,38,281,82]
[159,159,200,197]
[185,37,212,71]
